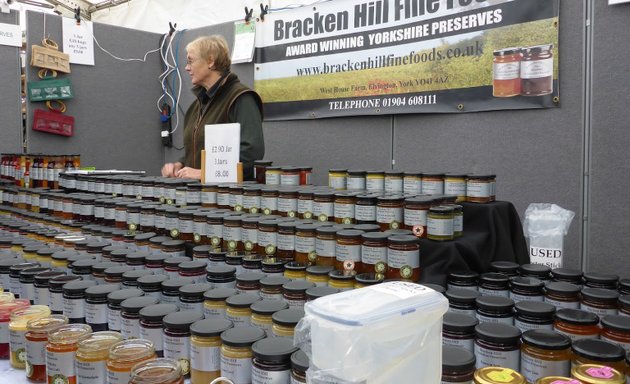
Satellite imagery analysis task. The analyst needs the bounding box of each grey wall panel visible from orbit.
[588,0,630,275]
[0,10,23,153]
[25,12,164,174]
[393,0,585,270]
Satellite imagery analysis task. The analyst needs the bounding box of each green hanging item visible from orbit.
[27,69,73,102]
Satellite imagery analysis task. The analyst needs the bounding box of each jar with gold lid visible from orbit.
[474,367,526,384]
[571,364,626,384]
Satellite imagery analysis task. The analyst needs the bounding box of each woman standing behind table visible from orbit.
[161,35,264,181]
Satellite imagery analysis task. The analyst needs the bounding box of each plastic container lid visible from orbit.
[421,283,446,294]
[305,286,340,300]
[443,312,479,332]
[107,288,144,305]
[251,300,289,315]
[179,283,212,297]
[85,284,121,298]
[62,280,97,294]
[226,293,260,308]
[442,346,476,374]
[203,288,238,301]
[283,280,316,292]
[139,304,179,322]
[475,323,521,344]
[571,338,626,362]
[220,326,265,347]
[601,314,630,332]
[190,318,233,338]
[252,337,297,362]
[120,296,159,313]
[272,308,305,326]
[445,288,481,304]
[522,329,571,350]
[291,350,309,372]
[514,300,555,318]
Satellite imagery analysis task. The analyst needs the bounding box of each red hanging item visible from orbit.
[32,100,74,137]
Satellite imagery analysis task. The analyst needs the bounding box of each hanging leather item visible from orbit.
[32,100,75,137]
[30,38,71,73]
[27,69,73,101]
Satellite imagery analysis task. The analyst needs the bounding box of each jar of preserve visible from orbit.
[355,193,378,224]
[208,251,227,268]
[474,367,526,384]
[571,339,626,372]
[493,47,522,97]
[0,300,30,360]
[254,160,272,184]
[256,219,278,257]
[571,364,626,384]
[346,170,366,191]
[314,226,336,267]
[476,296,515,325]
[306,286,340,301]
[251,337,297,384]
[201,184,218,208]
[403,197,433,236]
[25,314,68,382]
[129,357,183,384]
[243,186,262,214]
[479,272,510,297]
[334,229,363,272]
[619,279,630,295]
[443,312,478,352]
[600,315,630,352]
[514,300,556,333]
[584,272,619,290]
[120,296,159,339]
[161,278,194,305]
[179,283,212,312]
[328,270,356,291]
[297,190,314,220]
[85,284,120,331]
[291,350,309,384]
[203,288,237,319]
[107,289,144,332]
[328,169,347,190]
[551,268,584,286]
[554,308,600,342]
[619,295,629,317]
[358,232,388,275]
[334,192,356,224]
[474,322,522,370]
[442,345,476,384]
[234,272,264,296]
[162,240,186,258]
[257,276,288,301]
[283,281,315,309]
[510,277,545,303]
[106,339,156,384]
[163,311,204,376]
[190,318,234,383]
[427,205,454,241]
[222,215,243,253]
[33,270,65,306]
[45,323,92,384]
[265,167,282,186]
[466,174,495,203]
[295,224,317,265]
[444,174,467,203]
[581,288,619,318]
[63,280,97,323]
[271,308,304,338]
[178,260,207,284]
[278,187,299,217]
[206,265,237,288]
[75,331,123,384]
[364,170,384,192]
[163,257,191,279]
[225,253,245,276]
[386,235,420,281]
[448,271,480,291]
[20,267,51,304]
[520,329,571,383]
[250,300,289,336]
[105,266,134,284]
[49,275,81,315]
[123,270,153,288]
[220,326,266,384]
[226,293,260,326]
[260,187,279,215]
[305,265,332,287]
[545,282,581,309]
[313,192,334,222]
[520,44,553,96]
[136,275,167,299]
[376,195,404,231]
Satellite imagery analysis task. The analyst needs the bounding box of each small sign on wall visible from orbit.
[0,22,21,47]
[62,17,95,66]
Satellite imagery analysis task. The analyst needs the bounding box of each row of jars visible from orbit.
[0,154,81,189]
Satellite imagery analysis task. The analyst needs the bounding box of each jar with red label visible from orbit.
[386,235,420,281]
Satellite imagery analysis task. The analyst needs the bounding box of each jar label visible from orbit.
[63,201,73,213]
[114,209,127,223]
[51,292,64,312]
[154,214,166,229]
[163,334,191,374]
[22,283,36,301]
[278,197,298,213]
[10,276,21,296]
[252,320,274,336]
[466,181,492,198]
[376,206,403,226]
[193,221,206,238]
[107,368,131,384]
[580,303,618,318]
[63,297,85,319]
[204,306,227,319]
[120,317,140,339]
[286,298,306,309]
[181,301,204,313]
[384,178,404,193]
[600,335,630,352]
[544,297,580,310]
[187,191,201,204]
[336,243,361,262]
[213,281,237,289]
[252,365,291,384]
[477,287,510,298]
[201,191,217,205]
[243,195,260,210]
[334,202,355,219]
[207,224,223,239]
[9,329,25,361]
[216,192,229,207]
[179,219,194,234]
[224,226,242,243]
[137,326,163,352]
[0,321,9,343]
[445,181,466,197]
[242,228,258,244]
[521,351,570,383]
[26,339,47,366]
[366,177,384,192]
[442,335,474,352]
[81,204,95,217]
[347,177,366,190]
[361,245,387,265]
[315,238,336,257]
[77,360,106,384]
[509,293,544,304]
[387,249,419,269]
[46,349,75,380]
[521,57,553,79]
[108,308,121,331]
[476,313,514,325]
[313,201,334,217]
[165,216,178,231]
[474,343,520,371]
[354,204,376,222]
[277,234,295,251]
[85,302,108,324]
[404,208,428,226]
[261,196,278,211]
[403,178,422,195]
[493,61,520,80]
[226,313,251,327]
[427,217,453,236]
[260,292,283,301]
[514,318,553,333]
[453,216,463,233]
[221,355,253,384]
[295,236,316,253]
[258,231,277,247]
[422,180,444,195]
[297,199,314,215]
[191,344,220,371]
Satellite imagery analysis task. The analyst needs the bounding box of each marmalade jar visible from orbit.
[106,338,156,384]
[45,323,92,384]
[25,314,68,382]
[190,318,233,383]
[75,331,123,384]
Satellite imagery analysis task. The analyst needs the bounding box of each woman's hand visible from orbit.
[161,162,183,177]
[175,167,202,180]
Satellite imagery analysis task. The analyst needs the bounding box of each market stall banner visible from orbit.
[254,0,559,121]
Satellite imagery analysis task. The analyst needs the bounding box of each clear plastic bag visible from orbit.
[523,203,575,268]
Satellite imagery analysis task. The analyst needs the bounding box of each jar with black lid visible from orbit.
[260,187,279,216]
[139,206,157,233]
[226,293,261,326]
[192,245,211,264]
[620,294,630,317]
[220,326,266,384]
[179,283,212,312]
[203,288,237,319]
[260,276,291,301]
[283,280,316,309]
[9,261,40,296]
[208,251,227,268]
[306,286,340,301]
[125,251,148,270]
[313,191,334,222]
[34,270,65,306]
[291,350,309,384]
[71,258,98,282]
[162,240,186,258]
[164,256,192,279]
[442,346,476,384]
[206,265,237,288]
[256,219,279,257]
[346,170,367,191]
[584,272,619,290]
[149,235,171,253]
[376,195,404,231]
[104,265,134,284]
[478,272,511,297]
[386,234,420,281]
[63,279,97,323]
[544,281,581,309]
[120,295,160,339]
[85,283,120,331]
[519,264,551,280]
[553,308,600,341]
[447,271,479,291]
[109,248,130,263]
[162,310,204,376]
[474,322,522,370]
[107,288,144,332]
[551,268,583,286]
[443,312,479,352]
[19,266,51,303]
[236,272,266,296]
[86,240,110,261]
[510,276,545,303]
[277,187,299,217]
[242,255,263,273]
[0,257,23,294]
[251,337,297,384]
[520,329,572,383]
[144,254,164,274]
[137,274,168,298]
[161,277,194,305]
[201,183,218,208]
[222,215,243,254]
[272,308,305,338]
[296,190,314,220]
[514,300,556,332]
[476,296,515,325]
[242,186,262,214]
[354,193,377,224]
[446,288,481,317]
[250,300,289,336]
[600,315,630,352]
[178,260,208,284]
[581,287,619,318]
[49,275,82,314]
[571,338,626,372]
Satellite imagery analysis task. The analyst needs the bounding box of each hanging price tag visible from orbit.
[204,123,240,183]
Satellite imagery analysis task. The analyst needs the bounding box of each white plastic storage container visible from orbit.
[295,281,448,383]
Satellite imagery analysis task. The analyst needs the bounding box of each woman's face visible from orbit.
[186,48,213,87]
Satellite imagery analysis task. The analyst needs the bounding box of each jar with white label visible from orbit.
[179,283,212,313]
[49,275,81,315]
[386,235,420,281]
[226,254,245,276]
[250,300,289,336]
[443,312,478,352]
[520,44,553,96]
[466,174,495,204]
[442,345,475,384]
[510,277,545,303]
[474,322,522,370]
[355,193,378,224]
[84,284,120,331]
[190,318,233,383]
[107,289,144,333]
[291,349,309,384]
[34,271,64,307]
[550,268,584,286]
[25,314,68,382]
[63,280,97,324]
[271,308,304,338]
[122,269,153,288]
[76,331,123,384]
[584,272,619,291]
[544,282,581,309]
[601,315,630,352]
[444,174,467,203]
[553,308,601,342]
[346,170,366,191]
[129,357,183,384]
[162,310,203,376]
[45,323,92,384]
[283,281,315,309]
[478,272,510,297]
[514,300,556,333]
[203,288,237,320]
[335,229,363,272]
[427,205,454,241]
[137,304,179,358]
[221,326,266,384]
[251,336,298,384]
[376,195,404,231]
[161,277,194,305]
[476,296,515,325]
[306,265,333,287]
[10,261,40,298]
[20,266,51,304]
[447,271,479,291]
[178,260,207,284]
[120,296,159,339]
[106,339,156,384]
[206,265,237,288]
[571,339,626,373]
[226,293,260,327]
[581,288,619,318]
[137,275,167,299]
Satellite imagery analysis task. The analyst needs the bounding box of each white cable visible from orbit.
[85,21,165,63]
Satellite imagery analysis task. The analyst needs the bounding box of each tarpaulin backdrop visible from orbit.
[254,0,560,120]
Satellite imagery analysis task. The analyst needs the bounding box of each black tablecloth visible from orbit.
[419,201,529,286]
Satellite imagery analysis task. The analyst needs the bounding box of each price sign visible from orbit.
[204,123,240,183]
